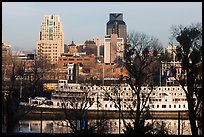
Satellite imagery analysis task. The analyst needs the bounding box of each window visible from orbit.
[174,105,176,108]
[169,105,171,108]
[157,105,159,108]
[162,105,166,108]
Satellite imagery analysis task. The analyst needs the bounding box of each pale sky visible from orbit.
[2,2,202,52]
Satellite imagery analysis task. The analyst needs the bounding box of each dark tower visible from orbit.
[106,13,127,40]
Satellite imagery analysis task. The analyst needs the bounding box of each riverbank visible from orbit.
[19,105,189,120]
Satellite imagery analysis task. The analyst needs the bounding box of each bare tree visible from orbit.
[22,54,53,99]
[56,83,108,134]
[121,31,164,135]
[2,49,26,133]
[169,23,202,135]
[2,48,53,134]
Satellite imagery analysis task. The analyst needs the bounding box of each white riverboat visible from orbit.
[26,79,191,112]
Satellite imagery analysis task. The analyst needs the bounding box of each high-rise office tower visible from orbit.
[36,15,64,64]
[104,13,126,64]
[106,13,127,40]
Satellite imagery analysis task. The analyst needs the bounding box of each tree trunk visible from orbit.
[187,95,198,135]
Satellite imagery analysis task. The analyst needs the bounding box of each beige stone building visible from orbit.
[36,15,64,64]
[104,34,124,64]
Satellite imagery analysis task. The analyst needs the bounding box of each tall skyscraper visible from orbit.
[36,15,64,64]
[106,13,127,40]
[104,13,126,64]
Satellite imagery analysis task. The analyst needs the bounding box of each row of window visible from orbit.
[151,104,186,109]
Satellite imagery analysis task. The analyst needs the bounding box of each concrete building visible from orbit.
[36,15,64,64]
[57,54,95,69]
[104,34,124,64]
[92,36,104,58]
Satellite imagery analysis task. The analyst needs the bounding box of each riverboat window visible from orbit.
[168,88,170,90]
[172,88,175,90]
[46,100,53,105]
[105,104,107,108]
[164,88,166,90]
[183,105,185,108]
[152,105,154,108]
[159,99,161,101]
[174,105,176,108]
[165,99,167,101]
[179,105,181,108]
[178,88,180,90]
[126,93,128,96]
[159,88,161,90]
[110,104,112,108]
[174,93,176,95]
[162,105,166,108]
[180,93,182,95]
[61,103,65,106]
[143,88,146,90]
[124,105,126,108]
[103,98,109,101]
[169,105,171,108]
[32,100,38,104]
[157,105,159,108]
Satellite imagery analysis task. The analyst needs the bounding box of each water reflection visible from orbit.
[18,119,192,135]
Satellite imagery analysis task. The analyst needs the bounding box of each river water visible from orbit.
[16,119,195,135]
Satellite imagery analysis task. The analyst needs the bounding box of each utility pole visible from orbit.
[20,76,23,98]
[102,63,104,86]
[40,109,42,134]
[119,91,121,134]
[178,111,180,135]
[97,93,99,133]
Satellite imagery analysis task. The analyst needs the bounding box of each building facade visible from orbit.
[36,15,64,64]
[104,34,124,64]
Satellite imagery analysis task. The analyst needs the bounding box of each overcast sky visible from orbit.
[2,2,202,51]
